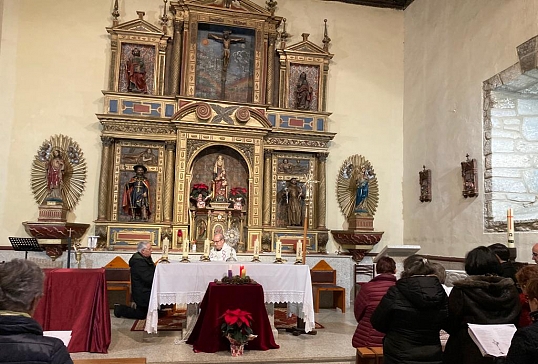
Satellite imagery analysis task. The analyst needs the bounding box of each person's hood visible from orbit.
[396,275,446,309]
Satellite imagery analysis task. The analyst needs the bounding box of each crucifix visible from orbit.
[301,172,319,264]
[208,30,245,99]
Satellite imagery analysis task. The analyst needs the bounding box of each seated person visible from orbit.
[0,259,73,364]
[506,278,538,363]
[114,241,156,319]
[209,233,237,262]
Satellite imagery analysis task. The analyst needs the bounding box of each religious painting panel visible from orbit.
[195,24,255,103]
[288,64,320,111]
[276,157,310,176]
[107,225,161,249]
[273,232,316,252]
[119,43,156,95]
[113,143,164,223]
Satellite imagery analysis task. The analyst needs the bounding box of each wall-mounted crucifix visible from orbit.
[208,30,245,99]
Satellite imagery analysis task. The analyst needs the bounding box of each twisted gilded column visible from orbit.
[163,141,176,223]
[316,152,328,229]
[97,136,114,221]
[262,150,273,226]
[169,19,183,95]
[266,33,277,106]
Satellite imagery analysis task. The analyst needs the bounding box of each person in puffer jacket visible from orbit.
[443,246,520,364]
[0,259,73,364]
[371,257,449,364]
[352,256,397,348]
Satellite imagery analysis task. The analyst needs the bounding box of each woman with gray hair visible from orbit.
[0,259,73,363]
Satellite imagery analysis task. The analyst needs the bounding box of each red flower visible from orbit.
[230,187,248,196]
[193,183,208,191]
[220,308,255,343]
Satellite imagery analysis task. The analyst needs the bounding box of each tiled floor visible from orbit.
[70,308,357,364]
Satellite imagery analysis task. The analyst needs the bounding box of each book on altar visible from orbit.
[467,323,517,357]
[44,330,72,347]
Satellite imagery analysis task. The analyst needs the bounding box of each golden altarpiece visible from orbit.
[95,0,335,254]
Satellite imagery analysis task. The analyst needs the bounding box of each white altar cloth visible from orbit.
[145,261,315,333]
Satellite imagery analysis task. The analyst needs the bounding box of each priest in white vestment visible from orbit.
[209,233,237,261]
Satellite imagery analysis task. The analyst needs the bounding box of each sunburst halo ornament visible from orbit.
[31,134,87,211]
[336,155,379,218]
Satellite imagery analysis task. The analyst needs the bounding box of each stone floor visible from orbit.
[70,308,357,364]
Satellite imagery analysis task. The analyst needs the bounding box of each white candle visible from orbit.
[162,237,169,259]
[253,238,260,259]
[507,208,515,248]
[182,238,189,258]
[296,240,302,261]
[204,239,210,257]
[276,239,282,259]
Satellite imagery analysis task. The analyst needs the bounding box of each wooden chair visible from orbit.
[356,347,383,364]
[310,260,345,313]
[354,263,374,298]
[104,256,131,306]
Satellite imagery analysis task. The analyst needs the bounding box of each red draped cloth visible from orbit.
[33,268,111,353]
[186,282,279,353]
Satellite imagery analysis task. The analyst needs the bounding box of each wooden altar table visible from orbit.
[145,261,315,334]
[186,282,279,352]
[33,268,111,353]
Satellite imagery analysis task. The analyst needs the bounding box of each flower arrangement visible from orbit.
[190,183,209,199]
[220,308,257,345]
[229,187,248,201]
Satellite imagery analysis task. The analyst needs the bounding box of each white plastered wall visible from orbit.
[0,0,404,254]
[403,0,538,261]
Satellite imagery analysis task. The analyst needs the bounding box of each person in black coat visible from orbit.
[371,257,449,364]
[114,241,156,319]
[506,277,538,363]
[0,259,73,364]
[443,246,520,364]
[488,243,517,284]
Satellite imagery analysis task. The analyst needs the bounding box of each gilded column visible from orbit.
[163,141,176,223]
[97,136,114,221]
[169,19,183,95]
[266,33,277,106]
[317,152,328,229]
[262,149,273,226]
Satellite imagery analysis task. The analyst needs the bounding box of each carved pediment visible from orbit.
[284,33,332,57]
[172,100,272,129]
[107,13,164,36]
[182,0,271,16]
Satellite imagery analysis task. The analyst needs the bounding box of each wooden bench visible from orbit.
[310,260,345,313]
[104,256,131,306]
[73,358,146,364]
[356,346,383,364]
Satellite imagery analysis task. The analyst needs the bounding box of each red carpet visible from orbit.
[131,307,323,331]
[274,307,324,330]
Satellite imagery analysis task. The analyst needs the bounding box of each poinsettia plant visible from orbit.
[190,183,209,199]
[220,308,256,344]
[229,187,248,201]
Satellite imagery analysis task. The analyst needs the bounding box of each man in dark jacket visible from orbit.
[0,259,73,364]
[114,241,156,319]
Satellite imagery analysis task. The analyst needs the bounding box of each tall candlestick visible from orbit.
[182,238,189,258]
[204,239,210,257]
[253,238,260,259]
[162,237,169,259]
[296,240,302,261]
[276,239,282,259]
[507,208,515,248]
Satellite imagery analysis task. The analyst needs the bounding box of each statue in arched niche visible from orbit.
[213,155,228,202]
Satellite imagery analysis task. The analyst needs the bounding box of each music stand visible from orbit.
[9,237,43,260]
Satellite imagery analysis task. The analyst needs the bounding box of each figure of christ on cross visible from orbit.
[208,30,245,73]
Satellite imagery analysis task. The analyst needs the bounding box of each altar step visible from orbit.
[150,358,355,364]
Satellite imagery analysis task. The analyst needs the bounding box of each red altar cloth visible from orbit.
[186,282,279,353]
[33,268,111,353]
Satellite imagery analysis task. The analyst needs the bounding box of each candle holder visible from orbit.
[273,257,285,264]
[200,255,211,262]
[180,256,190,263]
[294,257,303,265]
[157,257,170,264]
[251,256,261,263]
